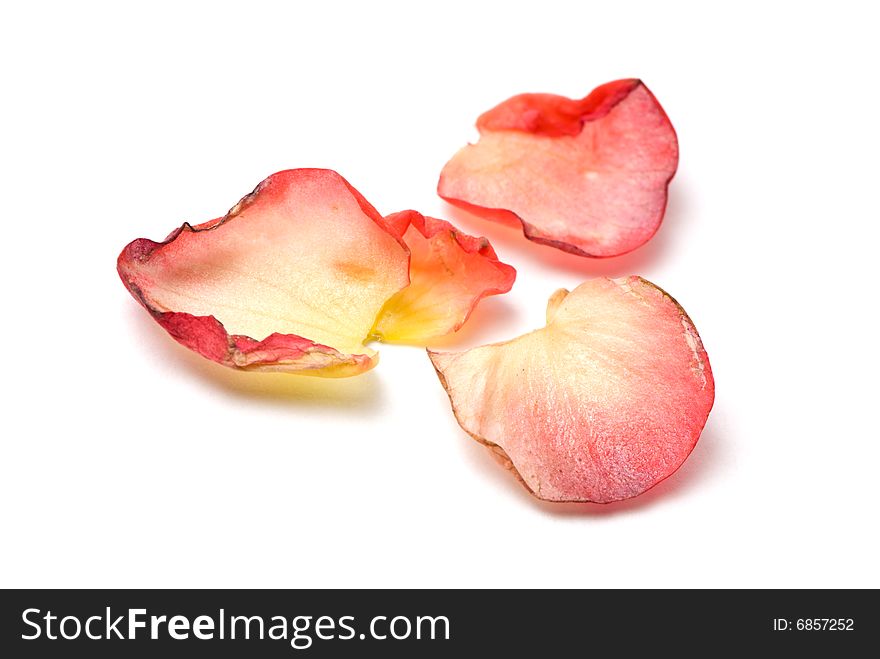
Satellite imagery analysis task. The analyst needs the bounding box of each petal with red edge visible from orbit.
[118,169,410,376]
[438,79,678,258]
[429,277,714,503]
[371,211,516,343]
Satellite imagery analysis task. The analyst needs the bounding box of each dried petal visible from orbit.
[429,277,714,503]
[372,211,516,343]
[438,79,678,257]
[118,169,410,376]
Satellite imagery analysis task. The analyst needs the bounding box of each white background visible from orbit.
[1,1,877,588]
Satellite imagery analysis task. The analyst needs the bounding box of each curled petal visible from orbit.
[118,169,410,377]
[429,277,714,503]
[371,211,516,343]
[438,79,678,258]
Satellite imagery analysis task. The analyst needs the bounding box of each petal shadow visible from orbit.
[124,305,386,414]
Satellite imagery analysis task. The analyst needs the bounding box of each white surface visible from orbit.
[1,1,877,588]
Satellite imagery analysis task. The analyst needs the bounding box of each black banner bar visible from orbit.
[1,589,875,656]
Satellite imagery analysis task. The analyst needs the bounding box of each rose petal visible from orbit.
[371,210,516,343]
[438,79,678,258]
[118,169,410,376]
[429,277,714,503]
